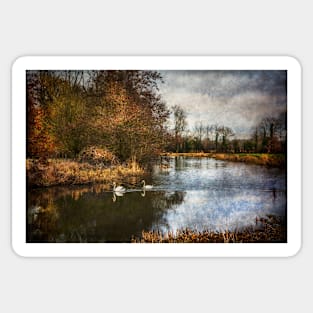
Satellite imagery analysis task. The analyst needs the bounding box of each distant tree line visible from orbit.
[167,105,286,154]
[27,72,286,164]
[27,70,170,164]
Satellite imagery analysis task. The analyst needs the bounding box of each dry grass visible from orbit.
[212,153,285,167]
[131,215,286,243]
[27,158,144,187]
[163,152,285,167]
[162,152,213,158]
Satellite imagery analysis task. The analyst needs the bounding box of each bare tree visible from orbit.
[172,105,187,152]
[203,124,214,152]
[219,126,235,152]
[257,115,286,153]
[213,124,220,151]
[194,121,205,152]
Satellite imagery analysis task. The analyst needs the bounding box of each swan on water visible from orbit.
[112,191,124,202]
[113,182,126,193]
[141,180,153,190]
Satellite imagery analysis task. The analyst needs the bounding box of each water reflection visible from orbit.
[112,191,126,202]
[27,157,286,242]
[152,157,286,233]
[27,186,186,242]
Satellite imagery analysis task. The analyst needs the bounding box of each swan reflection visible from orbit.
[112,191,125,202]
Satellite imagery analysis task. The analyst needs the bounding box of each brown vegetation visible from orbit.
[78,146,118,166]
[26,158,144,187]
[131,215,286,243]
[27,70,169,164]
[162,152,213,157]
[211,153,286,167]
[162,152,285,167]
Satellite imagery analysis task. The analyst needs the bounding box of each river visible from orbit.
[27,157,287,242]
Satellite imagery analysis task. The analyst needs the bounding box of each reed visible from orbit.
[162,152,286,167]
[212,153,285,167]
[27,158,144,187]
[131,215,286,243]
[162,152,213,158]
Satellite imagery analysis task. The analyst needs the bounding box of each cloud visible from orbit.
[159,70,287,138]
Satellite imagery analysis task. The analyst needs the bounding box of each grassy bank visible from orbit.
[163,152,286,167]
[27,158,144,188]
[132,215,286,243]
[162,152,213,157]
[212,153,285,167]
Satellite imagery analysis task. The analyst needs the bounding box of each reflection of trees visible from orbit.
[27,187,186,243]
[28,184,110,204]
[174,156,188,170]
[27,203,59,242]
[151,191,186,210]
[145,191,186,234]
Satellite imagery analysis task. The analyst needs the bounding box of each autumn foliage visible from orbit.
[27,84,55,159]
[26,70,169,165]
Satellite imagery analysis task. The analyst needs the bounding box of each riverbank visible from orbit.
[162,152,286,167]
[26,158,144,188]
[132,215,286,243]
[27,152,285,187]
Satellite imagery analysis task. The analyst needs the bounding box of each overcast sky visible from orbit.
[159,70,287,138]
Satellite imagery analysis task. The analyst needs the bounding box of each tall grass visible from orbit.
[162,152,213,157]
[211,153,285,167]
[131,215,286,243]
[27,158,144,187]
[162,152,285,167]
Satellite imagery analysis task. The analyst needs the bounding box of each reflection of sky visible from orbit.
[27,157,287,241]
[159,70,287,138]
[152,157,286,232]
[156,189,286,233]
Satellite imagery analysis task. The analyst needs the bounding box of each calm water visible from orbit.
[27,157,286,242]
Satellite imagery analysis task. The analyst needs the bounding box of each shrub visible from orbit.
[78,146,118,167]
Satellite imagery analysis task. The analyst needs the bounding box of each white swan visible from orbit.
[113,182,126,193]
[141,180,153,190]
[112,191,124,202]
